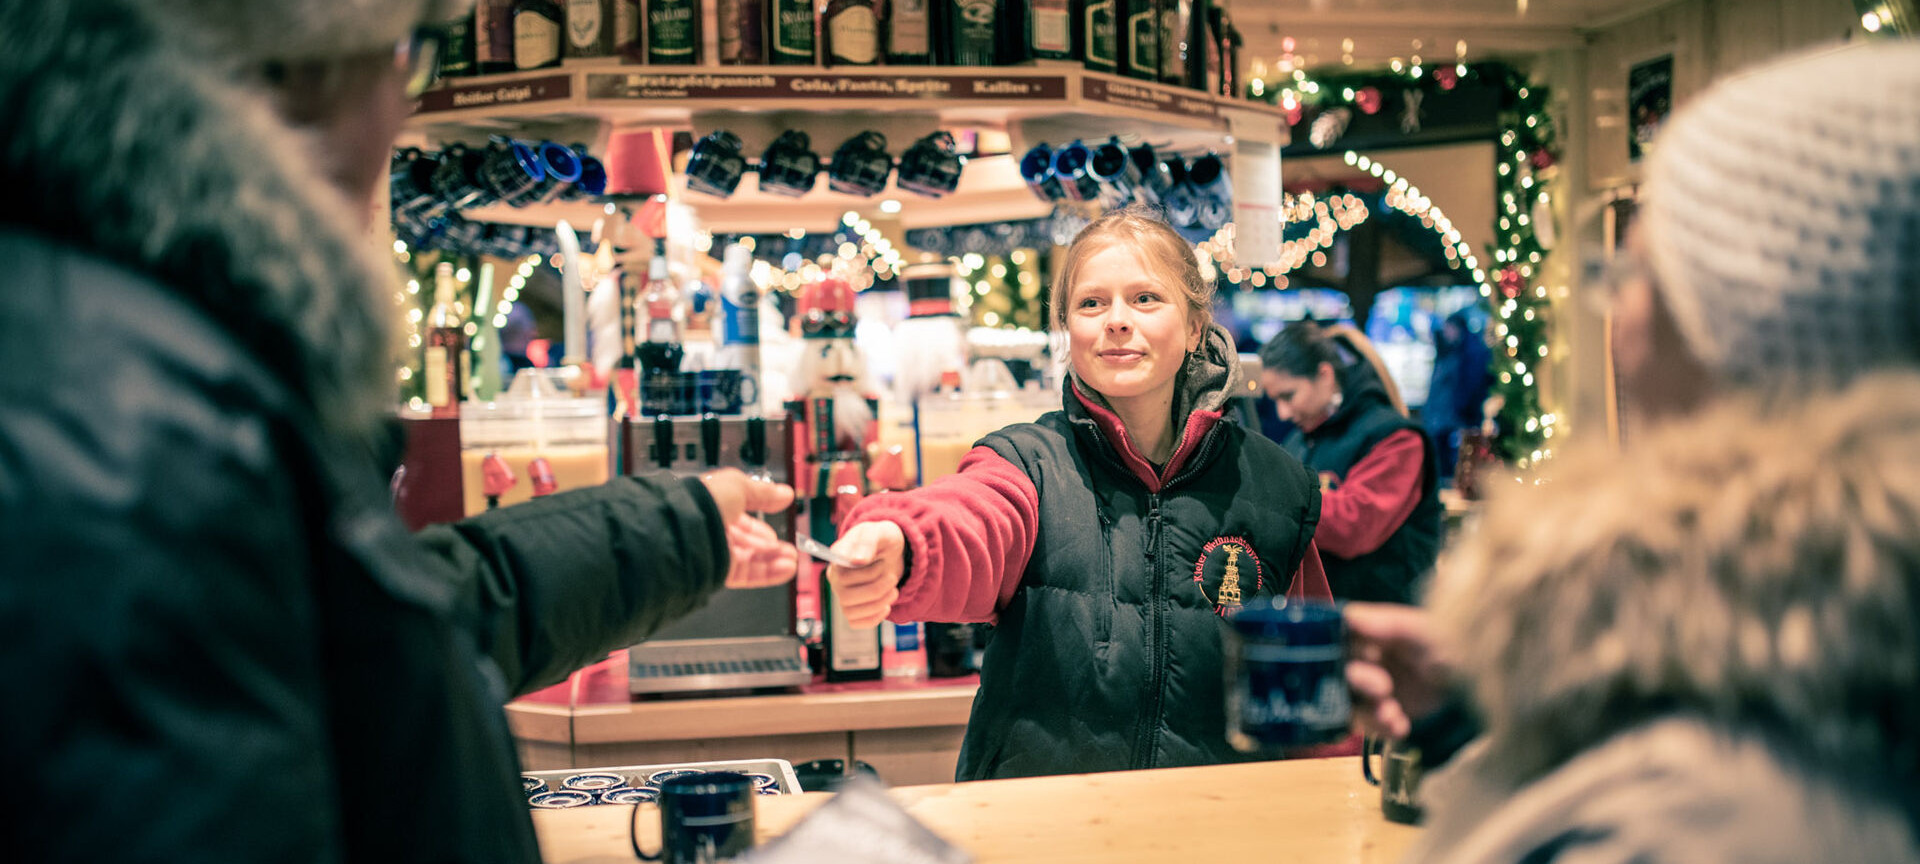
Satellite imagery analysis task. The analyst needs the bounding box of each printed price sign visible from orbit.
[587,72,1065,101]
[416,74,572,114]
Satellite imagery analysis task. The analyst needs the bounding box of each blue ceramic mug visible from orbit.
[1224,597,1351,752]
[630,771,756,864]
[757,130,821,197]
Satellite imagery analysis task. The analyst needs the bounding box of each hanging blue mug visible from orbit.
[827,131,894,197]
[686,130,749,198]
[1186,151,1233,231]
[479,137,548,207]
[532,141,584,204]
[1130,142,1173,208]
[390,148,448,235]
[757,130,820,197]
[1050,140,1101,203]
[1020,142,1065,202]
[431,141,495,210]
[896,131,964,198]
[1160,154,1199,228]
[564,142,608,200]
[1089,136,1141,210]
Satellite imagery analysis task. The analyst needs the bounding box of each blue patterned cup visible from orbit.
[1225,598,1350,751]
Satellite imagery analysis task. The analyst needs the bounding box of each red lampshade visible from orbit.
[603,128,673,197]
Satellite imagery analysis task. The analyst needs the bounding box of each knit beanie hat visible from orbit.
[1639,42,1920,389]
[147,0,473,63]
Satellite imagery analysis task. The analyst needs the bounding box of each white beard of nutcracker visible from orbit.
[786,277,879,535]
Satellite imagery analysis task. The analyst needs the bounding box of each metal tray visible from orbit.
[522,758,801,809]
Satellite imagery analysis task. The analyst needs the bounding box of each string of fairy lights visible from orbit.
[1244,58,1560,469]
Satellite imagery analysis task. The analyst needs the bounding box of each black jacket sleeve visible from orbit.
[413,473,732,696]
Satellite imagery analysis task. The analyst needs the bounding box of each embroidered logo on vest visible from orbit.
[1194,535,1263,615]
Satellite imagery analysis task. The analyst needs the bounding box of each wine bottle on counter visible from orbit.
[945,0,997,66]
[716,0,766,64]
[824,0,882,66]
[1026,0,1074,61]
[440,12,476,77]
[475,0,517,73]
[512,0,565,70]
[767,0,816,65]
[1080,0,1117,73]
[817,462,882,683]
[565,0,617,59]
[1118,0,1158,81]
[425,262,469,419]
[647,0,701,64]
[884,0,933,65]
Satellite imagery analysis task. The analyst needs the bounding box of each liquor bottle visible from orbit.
[647,0,701,65]
[714,244,763,414]
[884,0,933,65]
[1155,0,1187,86]
[565,0,618,59]
[945,0,997,66]
[424,262,469,419]
[1203,3,1222,94]
[824,0,882,66]
[818,462,882,682]
[440,13,476,77]
[636,242,684,375]
[475,0,517,73]
[1118,0,1157,81]
[1027,0,1073,61]
[716,0,766,64]
[511,0,565,70]
[767,0,816,65]
[1183,0,1207,89]
[1222,11,1243,98]
[1080,0,1116,73]
[614,0,641,58]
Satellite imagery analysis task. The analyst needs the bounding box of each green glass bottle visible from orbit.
[768,0,817,65]
[1081,0,1116,74]
[646,0,701,65]
[946,0,997,66]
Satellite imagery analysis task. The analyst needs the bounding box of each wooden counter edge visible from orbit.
[567,682,979,744]
[505,701,574,745]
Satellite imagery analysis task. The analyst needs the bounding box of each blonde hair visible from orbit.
[1049,205,1213,336]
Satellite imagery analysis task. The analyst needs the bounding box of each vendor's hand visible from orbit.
[824,521,907,629]
[699,469,799,589]
[1345,602,1452,740]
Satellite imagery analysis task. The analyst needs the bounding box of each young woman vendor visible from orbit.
[826,207,1331,780]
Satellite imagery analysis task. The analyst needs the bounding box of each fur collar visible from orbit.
[0,0,398,447]
[1428,373,1920,814]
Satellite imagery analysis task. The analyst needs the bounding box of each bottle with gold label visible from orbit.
[824,0,881,66]
[767,0,816,65]
[647,0,701,65]
[1117,0,1157,81]
[1080,0,1116,73]
[511,0,564,70]
[425,262,469,419]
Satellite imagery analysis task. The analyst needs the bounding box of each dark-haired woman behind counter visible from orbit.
[1259,321,1443,604]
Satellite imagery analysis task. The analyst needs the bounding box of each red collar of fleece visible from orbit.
[1071,379,1223,494]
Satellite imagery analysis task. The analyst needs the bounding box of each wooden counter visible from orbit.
[507,650,980,786]
[533,756,1420,863]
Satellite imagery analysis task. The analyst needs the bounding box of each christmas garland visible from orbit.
[1252,60,1561,467]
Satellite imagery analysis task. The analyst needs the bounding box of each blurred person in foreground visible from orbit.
[0,0,796,860]
[1350,43,1920,863]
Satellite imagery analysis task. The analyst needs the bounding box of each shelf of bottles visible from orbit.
[416,0,1287,148]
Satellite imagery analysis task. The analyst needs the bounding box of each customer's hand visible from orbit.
[824,521,907,629]
[698,469,799,589]
[1345,602,1452,740]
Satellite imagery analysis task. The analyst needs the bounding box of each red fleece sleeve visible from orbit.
[839,446,1039,625]
[1314,430,1426,558]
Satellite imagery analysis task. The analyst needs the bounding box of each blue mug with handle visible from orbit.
[1224,597,1351,752]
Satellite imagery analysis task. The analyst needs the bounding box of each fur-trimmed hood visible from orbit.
[1425,373,1920,844]
[0,0,401,448]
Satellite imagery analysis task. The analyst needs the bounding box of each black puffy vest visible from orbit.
[1281,386,1441,604]
[956,399,1320,781]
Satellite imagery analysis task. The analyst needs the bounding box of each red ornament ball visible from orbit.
[1355,86,1383,115]
[1433,66,1459,91]
[1529,148,1557,171]
[1498,267,1524,299]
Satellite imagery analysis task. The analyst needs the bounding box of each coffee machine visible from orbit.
[618,413,812,695]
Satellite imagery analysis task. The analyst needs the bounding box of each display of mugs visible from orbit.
[757,130,821,197]
[686,130,750,198]
[896,131,964,198]
[1014,140,1233,232]
[827,130,895,197]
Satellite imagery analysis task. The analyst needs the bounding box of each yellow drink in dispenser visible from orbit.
[460,369,610,516]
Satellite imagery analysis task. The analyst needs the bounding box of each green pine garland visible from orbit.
[1250,61,1561,467]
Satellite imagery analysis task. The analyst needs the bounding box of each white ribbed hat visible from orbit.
[1640,42,1920,388]
[148,0,473,62]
